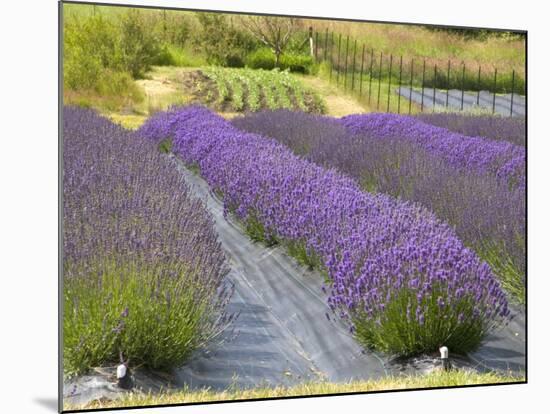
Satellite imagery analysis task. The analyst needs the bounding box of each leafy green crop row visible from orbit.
[200,67,325,113]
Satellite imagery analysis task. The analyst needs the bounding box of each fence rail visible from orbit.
[310,28,526,116]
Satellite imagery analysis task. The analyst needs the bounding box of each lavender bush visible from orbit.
[63,107,232,376]
[232,110,525,304]
[340,113,525,187]
[416,113,526,147]
[141,106,510,356]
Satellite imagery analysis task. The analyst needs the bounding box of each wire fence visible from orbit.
[311,28,525,116]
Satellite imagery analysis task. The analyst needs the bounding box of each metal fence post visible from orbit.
[324,28,328,61]
[351,39,357,91]
[432,64,437,111]
[336,34,342,85]
[368,48,374,104]
[409,58,414,114]
[397,55,403,114]
[421,59,426,112]
[510,69,515,117]
[387,54,393,112]
[329,32,334,81]
[460,64,465,111]
[343,36,350,89]
[315,31,319,61]
[446,60,450,108]
[476,66,481,106]
[492,68,498,114]
[359,44,365,97]
[377,52,383,110]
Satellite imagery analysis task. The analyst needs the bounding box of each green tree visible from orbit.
[239,16,299,67]
[195,13,256,67]
[118,10,161,78]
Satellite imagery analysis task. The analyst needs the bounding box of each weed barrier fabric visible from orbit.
[398,87,525,116]
[172,159,390,386]
[63,158,525,408]
[173,160,525,383]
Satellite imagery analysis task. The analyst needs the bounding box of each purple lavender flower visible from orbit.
[63,106,232,372]
[232,110,525,303]
[140,106,510,355]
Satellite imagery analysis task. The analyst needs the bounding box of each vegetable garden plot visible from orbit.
[196,67,325,114]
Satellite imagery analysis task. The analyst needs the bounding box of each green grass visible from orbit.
[316,62,419,114]
[155,44,207,67]
[65,369,524,410]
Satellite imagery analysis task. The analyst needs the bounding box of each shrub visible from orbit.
[118,9,162,78]
[280,54,315,74]
[195,13,256,67]
[95,70,144,102]
[140,107,510,356]
[246,48,276,70]
[63,14,119,90]
[247,48,316,73]
[354,285,486,355]
[63,107,232,376]
[151,44,176,66]
[63,10,157,111]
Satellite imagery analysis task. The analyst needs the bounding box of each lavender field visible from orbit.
[60,4,527,411]
[141,106,513,355]
[415,113,526,147]
[233,111,526,304]
[63,104,525,408]
[63,107,233,377]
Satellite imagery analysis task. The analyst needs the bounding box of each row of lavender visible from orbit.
[141,106,509,356]
[341,113,525,187]
[416,113,526,147]
[233,111,525,303]
[63,107,231,376]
